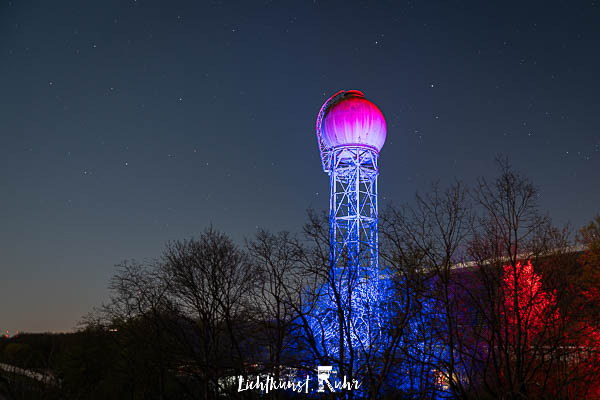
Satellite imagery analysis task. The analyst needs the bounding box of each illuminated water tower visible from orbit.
[315,89,387,358]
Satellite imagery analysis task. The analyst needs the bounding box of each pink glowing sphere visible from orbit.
[321,90,387,152]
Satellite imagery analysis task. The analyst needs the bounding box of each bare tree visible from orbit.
[464,158,590,399]
[160,227,257,399]
[380,180,474,399]
[246,229,306,395]
[96,260,173,400]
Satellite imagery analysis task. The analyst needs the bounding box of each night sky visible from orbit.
[1,0,599,333]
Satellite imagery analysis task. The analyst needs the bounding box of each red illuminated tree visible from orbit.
[500,259,558,343]
[463,158,580,399]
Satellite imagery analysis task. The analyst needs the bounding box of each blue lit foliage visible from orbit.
[309,264,391,363]
[306,269,451,398]
[394,282,451,399]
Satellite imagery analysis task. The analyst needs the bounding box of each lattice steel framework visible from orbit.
[329,146,379,278]
[324,145,383,359]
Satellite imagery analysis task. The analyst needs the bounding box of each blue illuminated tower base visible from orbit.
[313,145,384,363]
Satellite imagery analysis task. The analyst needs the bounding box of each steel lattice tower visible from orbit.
[314,90,387,360]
